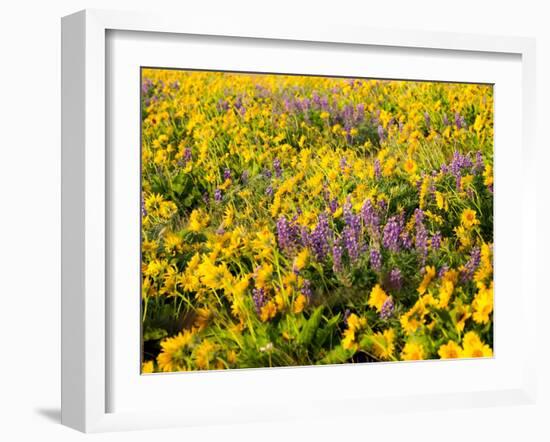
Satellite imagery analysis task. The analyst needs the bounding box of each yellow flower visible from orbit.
[141,360,155,373]
[461,331,492,358]
[453,303,471,332]
[474,243,493,283]
[438,341,461,359]
[368,284,389,312]
[435,191,448,211]
[260,300,277,322]
[293,249,309,272]
[417,266,436,294]
[370,328,395,361]
[188,208,209,232]
[483,164,493,187]
[401,341,425,361]
[157,331,195,372]
[194,339,217,369]
[293,293,307,314]
[341,313,367,350]
[460,209,479,229]
[403,158,417,175]
[198,257,232,290]
[472,281,493,324]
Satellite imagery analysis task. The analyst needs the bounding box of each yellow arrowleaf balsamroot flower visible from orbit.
[472,281,494,324]
[260,300,277,322]
[370,329,396,361]
[438,340,461,359]
[461,331,493,358]
[342,313,367,350]
[141,360,155,373]
[293,249,309,272]
[401,341,425,361]
[157,330,195,372]
[292,293,307,314]
[194,339,218,370]
[198,256,232,291]
[417,265,436,294]
[460,208,480,229]
[368,284,390,312]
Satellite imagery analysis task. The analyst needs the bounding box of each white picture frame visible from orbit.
[61,9,537,433]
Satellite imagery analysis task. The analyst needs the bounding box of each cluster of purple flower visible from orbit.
[276,216,303,255]
[414,209,428,265]
[252,287,266,314]
[460,246,481,282]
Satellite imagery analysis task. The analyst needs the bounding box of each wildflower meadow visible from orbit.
[140,68,494,373]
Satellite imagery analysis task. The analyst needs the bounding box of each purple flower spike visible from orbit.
[223,167,232,181]
[389,268,402,291]
[383,216,403,252]
[431,232,442,251]
[273,158,282,178]
[369,248,382,272]
[310,213,332,261]
[332,243,343,273]
[380,297,394,320]
[214,188,222,203]
[252,287,266,314]
[460,246,481,282]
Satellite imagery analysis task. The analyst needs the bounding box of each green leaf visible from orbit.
[143,327,168,342]
[297,306,324,346]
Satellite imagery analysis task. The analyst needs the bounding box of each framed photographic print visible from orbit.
[61,9,537,432]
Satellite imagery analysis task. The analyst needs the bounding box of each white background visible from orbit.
[0,0,548,441]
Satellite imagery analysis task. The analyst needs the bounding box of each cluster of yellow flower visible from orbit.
[140,69,493,372]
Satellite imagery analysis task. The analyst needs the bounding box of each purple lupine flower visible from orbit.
[339,156,348,172]
[380,297,394,320]
[141,78,153,95]
[183,147,192,163]
[310,213,332,261]
[377,125,385,142]
[443,113,450,126]
[202,192,210,205]
[265,186,273,197]
[383,216,403,252]
[214,188,222,203]
[329,198,339,214]
[301,279,312,299]
[424,111,431,128]
[431,232,442,251]
[455,112,466,129]
[400,231,414,250]
[332,243,343,273]
[252,287,266,314]
[389,268,402,291]
[223,167,232,181]
[414,209,428,264]
[356,103,365,123]
[343,226,360,263]
[263,168,272,179]
[369,247,382,272]
[217,99,230,112]
[141,197,147,218]
[361,199,380,235]
[473,151,484,174]
[170,80,180,90]
[343,199,363,262]
[276,216,292,252]
[273,158,282,178]
[374,159,381,180]
[460,246,481,282]
[241,170,249,184]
